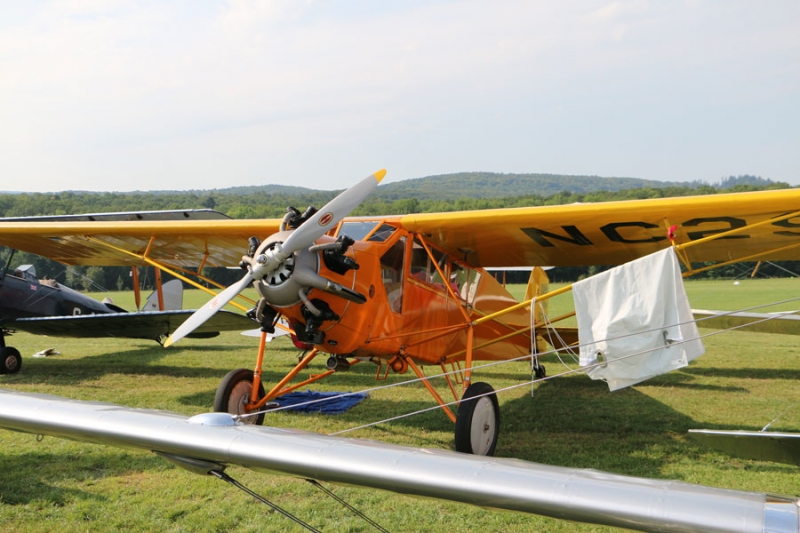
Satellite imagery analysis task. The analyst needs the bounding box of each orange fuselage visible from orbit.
[274,222,534,366]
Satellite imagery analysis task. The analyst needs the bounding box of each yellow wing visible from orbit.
[3,189,800,271]
[0,216,282,268]
[399,188,800,267]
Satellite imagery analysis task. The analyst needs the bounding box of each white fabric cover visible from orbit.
[573,248,704,391]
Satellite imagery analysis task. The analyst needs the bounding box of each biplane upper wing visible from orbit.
[399,188,800,267]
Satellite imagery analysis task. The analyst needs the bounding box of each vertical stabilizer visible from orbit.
[525,267,551,354]
[143,279,184,311]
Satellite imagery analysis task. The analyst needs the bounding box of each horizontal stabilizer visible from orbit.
[693,309,800,336]
[689,429,800,467]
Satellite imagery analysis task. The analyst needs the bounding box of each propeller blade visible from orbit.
[164,273,254,347]
[280,169,385,255]
[167,169,385,346]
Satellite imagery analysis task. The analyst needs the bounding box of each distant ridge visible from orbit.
[372,172,698,201]
[197,172,691,199]
[204,184,321,196]
[0,173,780,199]
[201,172,772,201]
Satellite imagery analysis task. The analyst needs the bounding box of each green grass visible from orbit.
[1,280,799,532]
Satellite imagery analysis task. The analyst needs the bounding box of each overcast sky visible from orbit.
[1,0,798,193]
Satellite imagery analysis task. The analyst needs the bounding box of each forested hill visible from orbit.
[180,172,781,200]
[0,173,788,219]
[376,173,693,200]
[209,173,685,200]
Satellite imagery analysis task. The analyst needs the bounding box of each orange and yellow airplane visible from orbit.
[1,169,799,455]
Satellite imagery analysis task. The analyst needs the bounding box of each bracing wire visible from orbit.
[238,295,800,438]
[210,470,323,533]
[762,400,800,432]
[306,479,390,533]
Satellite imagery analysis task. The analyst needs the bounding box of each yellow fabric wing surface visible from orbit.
[0,219,283,268]
[3,188,800,270]
[399,188,800,267]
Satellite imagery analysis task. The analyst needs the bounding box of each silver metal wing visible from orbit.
[0,388,796,533]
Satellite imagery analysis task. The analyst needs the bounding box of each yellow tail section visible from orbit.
[525,267,550,354]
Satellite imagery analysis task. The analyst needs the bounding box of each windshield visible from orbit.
[338,221,396,242]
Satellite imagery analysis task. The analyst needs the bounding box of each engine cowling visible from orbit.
[252,230,319,308]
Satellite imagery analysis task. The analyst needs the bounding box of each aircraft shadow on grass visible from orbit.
[632,369,751,393]
[680,366,800,381]
[0,450,164,506]
[2,343,246,385]
[186,368,715,481]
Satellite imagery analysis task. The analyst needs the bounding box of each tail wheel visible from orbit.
[214,368,266,425]
[454,382,500,456]
[0,347,22,375]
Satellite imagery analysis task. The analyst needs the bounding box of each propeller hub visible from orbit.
[253,231,319,307]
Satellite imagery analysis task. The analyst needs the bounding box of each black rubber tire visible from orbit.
[0,347,22,375]
[214,368,266,425]
[534,362,546,380]
[454,381,500,455]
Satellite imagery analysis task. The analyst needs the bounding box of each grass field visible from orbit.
[1,278,799,532]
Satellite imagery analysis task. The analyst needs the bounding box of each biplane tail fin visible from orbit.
[142,279,184,312]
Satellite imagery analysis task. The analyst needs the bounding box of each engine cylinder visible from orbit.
[253,230,320,308]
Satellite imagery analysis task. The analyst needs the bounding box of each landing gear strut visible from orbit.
[454,382,499,456]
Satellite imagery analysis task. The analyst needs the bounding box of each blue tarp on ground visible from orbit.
[272,390,368,415]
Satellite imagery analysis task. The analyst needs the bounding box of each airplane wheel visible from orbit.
[454,382,499,456]
[0,347,22,375]
[214,368,266,425]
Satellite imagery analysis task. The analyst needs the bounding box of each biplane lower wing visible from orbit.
[8,310,255,341]
[0,388,797,533]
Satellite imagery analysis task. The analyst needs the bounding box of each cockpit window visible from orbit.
[367,223,396,242]
[338,221,379,241]
[410,237,446,284]
[381,236,405,313]
[338,221,396,242]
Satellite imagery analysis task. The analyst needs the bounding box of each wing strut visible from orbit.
[305,479,390,533]
[210,470,322,533]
